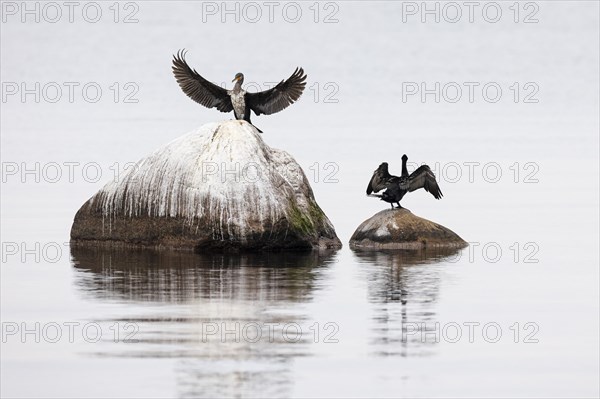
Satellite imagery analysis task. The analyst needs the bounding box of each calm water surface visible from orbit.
[2,235,598,397]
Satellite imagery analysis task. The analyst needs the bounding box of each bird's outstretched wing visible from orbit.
[408,165,443,199]
[172,50,233,113]
[246,68,307,116]
[367,163,392,195]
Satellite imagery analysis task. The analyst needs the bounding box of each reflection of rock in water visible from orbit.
[175,359,292,398]
[352,247,463,357]
[71,246,337,398]
[72,246,335,303]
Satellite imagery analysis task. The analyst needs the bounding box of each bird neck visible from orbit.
[401,158,409,177]
[233,80,243,92]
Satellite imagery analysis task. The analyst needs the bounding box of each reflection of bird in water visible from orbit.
[71,246,335,397]
[172,50,307,133]
[366,154,443,209]
[353,247,462,357]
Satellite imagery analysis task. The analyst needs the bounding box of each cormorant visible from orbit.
[172,50,307,133]
[366,154,443,209]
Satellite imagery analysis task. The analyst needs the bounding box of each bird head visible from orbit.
[401,154,408,161]
[232,73,244,84]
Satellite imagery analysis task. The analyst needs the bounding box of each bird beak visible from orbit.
[232,76,238,82]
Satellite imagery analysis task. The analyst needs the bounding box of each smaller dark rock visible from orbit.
[349,209,467,250]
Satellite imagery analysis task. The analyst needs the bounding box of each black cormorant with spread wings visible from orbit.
[172,50,307,133]
[366,154,443,209]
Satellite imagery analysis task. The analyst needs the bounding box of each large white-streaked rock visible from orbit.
[71,120,341,251]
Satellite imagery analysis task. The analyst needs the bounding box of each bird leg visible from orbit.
[390,203,394,209]
[395,202,403,209]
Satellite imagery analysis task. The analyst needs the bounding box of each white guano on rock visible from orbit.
[71,120,341,251]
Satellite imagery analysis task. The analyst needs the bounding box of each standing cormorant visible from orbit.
[366,154,443,209]
[172,50,307,133]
